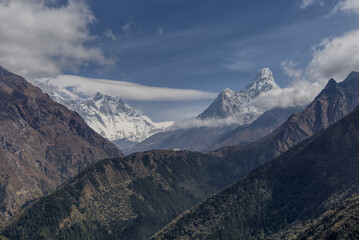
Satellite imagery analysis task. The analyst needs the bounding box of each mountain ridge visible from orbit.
[152,101,359,240]
[0,66,122,221]
[205,106,304,151]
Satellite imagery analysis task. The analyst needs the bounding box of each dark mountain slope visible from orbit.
[0,66,122,221]
[128,125,236,154]
[272,190,359,239]
[152,105,359,240]
[0,149,253,240]
[205,106,303,151]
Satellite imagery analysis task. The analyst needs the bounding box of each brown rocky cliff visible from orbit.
[0,66,122,221]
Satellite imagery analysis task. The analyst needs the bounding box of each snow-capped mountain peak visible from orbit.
[245,68,279,98]
[50,92,173,149]
[220,88,235,97]
[82,92,136,116]
[198,68,280,123]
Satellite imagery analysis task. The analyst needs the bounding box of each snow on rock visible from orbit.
[198,68,279,124]
[50,92,173,149]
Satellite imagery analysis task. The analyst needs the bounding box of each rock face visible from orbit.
[152,105,359,240]
[0,66,122,221]
[198,68,279,123]
[51,92,173,150]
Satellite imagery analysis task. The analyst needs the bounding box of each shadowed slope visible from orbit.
[1,150,249,240]
[206,106,303,151]
[0,66,122,221]
[153,105,359,239]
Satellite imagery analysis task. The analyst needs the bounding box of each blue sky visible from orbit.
[1,0,359,121]
[82,0,355,88]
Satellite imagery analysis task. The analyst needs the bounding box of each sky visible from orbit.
[0,0,359,121]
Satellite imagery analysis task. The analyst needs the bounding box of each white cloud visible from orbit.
[121,17,139,37]
[171,116,239,130]
[280,60,303,79]
[0,0,110,77]
[35,75,217,101]
[307,29,359,83]
[105,29,117,40]
[122,22,132,32]
[298,0,323,9]
[251,81,322,111]
[262,30,359,111]
[331,0,359,15]
[269,28,359,111]
[158,27,164,37]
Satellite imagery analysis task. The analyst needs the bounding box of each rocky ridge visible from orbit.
[0,66,122,222]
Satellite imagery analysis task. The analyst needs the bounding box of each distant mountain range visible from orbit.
[51,92,173,149]
[0,66,121,222]
[4,71,359,239]
[50,68,288,154]
[127,125,238,154]
[128,68,291,154]
[205,105,304,151]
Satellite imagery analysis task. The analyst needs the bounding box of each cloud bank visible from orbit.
[36,75,217,101]
[0,0,110,77]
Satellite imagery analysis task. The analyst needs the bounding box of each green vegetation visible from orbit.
[294,191,359,240]
[0,149,257,239]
